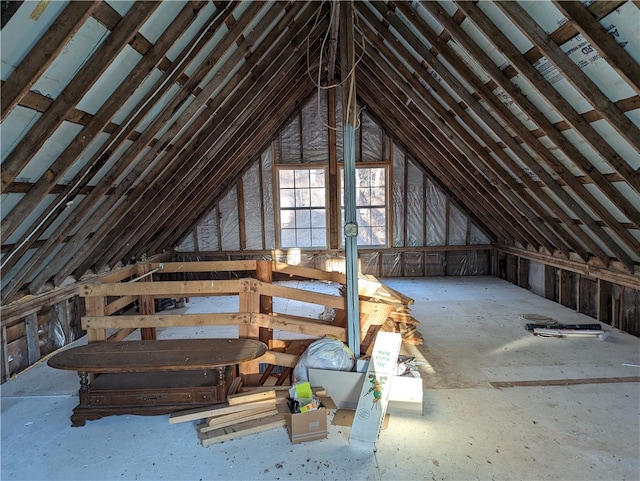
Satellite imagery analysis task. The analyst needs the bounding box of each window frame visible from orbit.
[339,163,389,248]
[275,165,329,249]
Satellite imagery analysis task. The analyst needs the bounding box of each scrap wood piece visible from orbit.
[198,406,280,433]
[198,413,286,446]
[227,389,277,405]
[227,377,242,396]
[169,399,278,424]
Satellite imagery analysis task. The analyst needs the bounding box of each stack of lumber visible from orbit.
[169,389,287,446]
[346,275,424,346]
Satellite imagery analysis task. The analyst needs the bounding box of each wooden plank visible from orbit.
[104,295,137,316]
[251,313,346,340]
[25,313,40,365]
[1,1,101,121]
[490,376,640,389]
[198,413,285,446]
[254,350,300,369]
[227,389,276,406]
[256,281,345,309]
[198,407,279,433]
[81,312,251,330]
[80,279,246,297]
[149,260,257,273]
[272,262,346,284]
[169,399,279,424]
[227,377,242,396]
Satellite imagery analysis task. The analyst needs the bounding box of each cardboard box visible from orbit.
[285,407,327,444]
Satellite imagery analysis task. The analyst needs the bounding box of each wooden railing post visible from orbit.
[85,291,106,343]
[137,263,157,340]
[256,260,273,347]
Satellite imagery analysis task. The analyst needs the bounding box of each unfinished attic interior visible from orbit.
[1,0,639,479]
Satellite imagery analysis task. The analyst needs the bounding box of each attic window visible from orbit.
[277,168,327,248]
[340,166,387,247]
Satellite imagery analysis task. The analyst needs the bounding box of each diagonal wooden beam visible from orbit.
[418,0,640,231]
[75,1,314,275]
[494,1,640,153]
[363,2,592,260]
[20,2,268,297]
[356,25,567,256]
[452,1,639,194]
[0,2,222,301]
[395,1,640,258]
[0,1,101,122]
[0,1,208,243]
[51,2,321,283]
[99,11,328,269]
[0,1,160,191]
[368,1,628,268]
[356,71,519,247]
[553,0,640,95]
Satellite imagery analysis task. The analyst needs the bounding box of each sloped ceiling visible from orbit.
[1,0,638,304]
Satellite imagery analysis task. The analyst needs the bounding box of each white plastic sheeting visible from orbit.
[181,88,491,276]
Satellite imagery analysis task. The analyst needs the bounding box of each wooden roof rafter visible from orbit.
[417,1,640,232]
[356,28,567,256]
[0,1,212,282]
[69,3,330,278]
[0,1,161,191]
[112,8,331,266]
[0,2,240,303]
[495,1,640,151]
[8,2,266,301]
[453,1,639,195]
[0,1,102,122]
[360,2,606,263]
[394,1,640,263]
[552,1,640,95]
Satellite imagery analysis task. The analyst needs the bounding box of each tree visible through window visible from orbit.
[278,168,327,248]
[341,167,387,246]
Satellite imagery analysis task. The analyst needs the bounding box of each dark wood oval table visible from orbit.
[48,338,267,426]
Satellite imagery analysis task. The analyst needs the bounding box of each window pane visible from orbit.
[357,208,371,225]
[279,170,294,188]
[280,189,295,208]
[280,210,294,228]
[294,169,310,188]
[371,207,386,226]
[281,228,296,247]
[356,187,370,206]
[310,187,326,207]
[296,209,310,229]
[311,209,326,228]
[297,229,311,247]
[309,169,325,187]
[370,186,385,205]
[371,226,386,245]
[295,189,310,207]
[312,228,326,246]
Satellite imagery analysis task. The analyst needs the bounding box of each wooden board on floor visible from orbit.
[198,413,285,446]
[198,407,280,433]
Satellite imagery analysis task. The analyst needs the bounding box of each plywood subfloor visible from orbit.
[2,277,639,481]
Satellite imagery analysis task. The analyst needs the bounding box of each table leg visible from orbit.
[78,372,89,406]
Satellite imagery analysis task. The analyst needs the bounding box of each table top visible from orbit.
[47,338,267,373]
